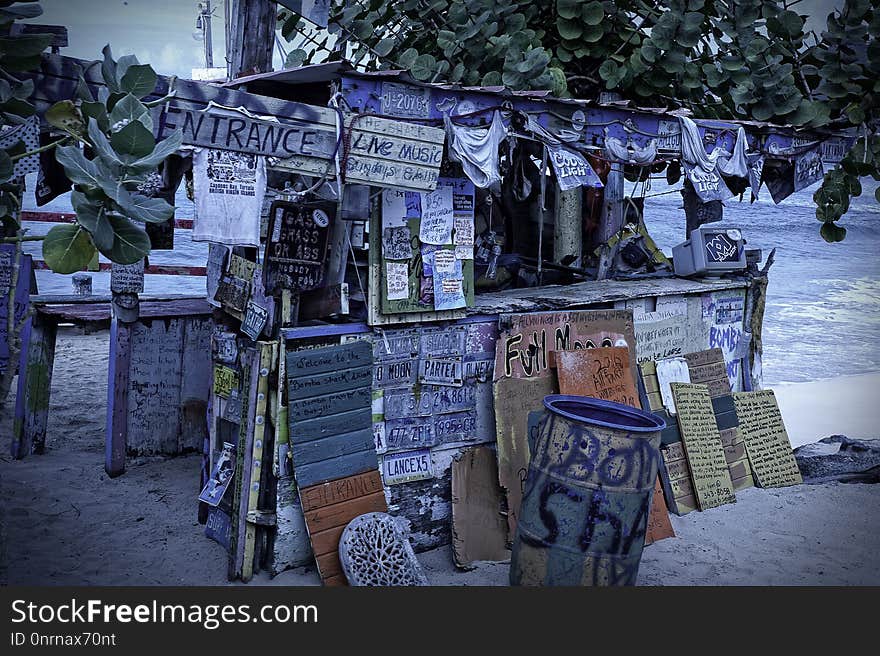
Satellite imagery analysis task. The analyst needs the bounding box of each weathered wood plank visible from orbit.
[295,448,378,489]
[299,469,383,513]
[290,428,374,467]
[287,365,372,402]
[105,319,131,477]
[289,386,372,423]
[303,490,387,535]
[289,407,372,442]
[286,340,372,377]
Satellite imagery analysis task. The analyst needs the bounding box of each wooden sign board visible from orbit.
[158,103,445,192]
[265,200,332,294]
[299,470,388,586]
[287,341,377,489]
[556,346,638,407]
[451,447,510,568]
[733,390,803,488]
[671,383,736,511]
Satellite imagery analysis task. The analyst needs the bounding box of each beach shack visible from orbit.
[12,54,846,584]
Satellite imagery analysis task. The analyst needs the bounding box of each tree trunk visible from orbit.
[226,0,275,79]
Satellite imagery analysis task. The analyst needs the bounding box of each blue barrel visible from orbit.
[510,395,665,586]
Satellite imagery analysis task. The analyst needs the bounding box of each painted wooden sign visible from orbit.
[214,364,239,398]
[382,448,433,485]
[671,383,736,510]
[299,470,388,585]
[241,302,269,341]
[733,390,803,488]
[159,103,445,192]
[287,341,377,488]
[684,348,731,398]
[556,346,638,407]
[265,200,331,293]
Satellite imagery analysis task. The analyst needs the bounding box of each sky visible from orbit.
[25,0,843,80]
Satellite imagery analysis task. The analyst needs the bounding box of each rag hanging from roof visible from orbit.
[444,110,508,189]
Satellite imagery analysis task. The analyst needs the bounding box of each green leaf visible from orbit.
[45,100,86,135]
[125,130,182,172]
[42,224,97,274]
[120,64,157,99]
[81,101,110,133]
[582,23,604,42]
[556,17,582,40]
[0,150,12,182]
[71,191,114,251]
[101,44,119,93]
[87,118,124,168]
[398,48,419,69]
[410,53,436,81]
[108,94,153,132]
[116,191,174,224]
[55,145,103,187]
[481,70,502,86]
[101,214,151,264]
[114,54,139,85]
[375,38,395,58]
[556,0,580,20]
[820,221,846,242]
[110,121,154,158]
[581,1,604,26]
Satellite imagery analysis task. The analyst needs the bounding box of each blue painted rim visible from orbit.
[543,395,666,433]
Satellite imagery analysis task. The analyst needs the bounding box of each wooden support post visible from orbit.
[226,0,275,79]
[105,317,131,477]
[596,163,625,280]
[553,184,582,268]
[11,314,57,458]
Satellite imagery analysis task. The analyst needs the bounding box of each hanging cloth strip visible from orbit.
[603,127,657,165]
[525,115,603,190]
[718,126,749,178]
[678,116,733,202]
[444,110,508,189]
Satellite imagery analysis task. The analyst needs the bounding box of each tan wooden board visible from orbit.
[719,427,740,448]
[663,441,687,463]
[664,458,691,481]
[724,441,747,465]
[670,475,694,499]
[733,390,803,488]
[671,383,736,511]
[688,360,729,385]
[642,372,660,394]
[683,348,725,368]
[646,391,664,411]
[300,470,383,513]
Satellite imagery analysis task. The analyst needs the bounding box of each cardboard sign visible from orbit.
[451,447,510,567]
[382,448,433,485]
[671,383,736,510]
[556,347,638,407]
[265,200,331,293]
[733,390,803,488]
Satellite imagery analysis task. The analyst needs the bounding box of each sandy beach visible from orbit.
[1,328,878,586]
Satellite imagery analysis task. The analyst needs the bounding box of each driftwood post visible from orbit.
[226,0,275,79]
[596,164,625,280]
[554,184,582,268]
[105,317,132,477]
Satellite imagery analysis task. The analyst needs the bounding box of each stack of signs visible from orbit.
[684,348,754,490]
[556,346,674,544]
[658,441,697,516]
[732,390,803,488]
[381,178,474,313]
[286,341,385,585]
[265,200,332,294]
[670,383,736,511]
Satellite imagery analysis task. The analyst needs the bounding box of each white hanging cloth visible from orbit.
[444,110,507,189]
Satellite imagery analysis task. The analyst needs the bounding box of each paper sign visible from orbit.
[433,257,465,310]
[656,357,691,414]
[556,347,638,408]
[453,215,474,246]
[385,261,409,300]
[382,188,408,228]
[421,244,438,275]
[455,245,473,260]
[405,191,421,217]
[382,226,412,260]
[432,248,456,274]
[671,383,736,510]
[733,390,803,488]
[419,185,454,245]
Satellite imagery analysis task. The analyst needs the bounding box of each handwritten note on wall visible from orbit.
[733,390,803,488]
[419,185,454,245]
[671,383,736,510]
[556,347,638,407]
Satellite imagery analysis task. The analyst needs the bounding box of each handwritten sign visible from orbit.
[382,226,412,260]
[732,390,803,488]
[419,185,454,245]
[453,215,474,247]
[382,189,408,228]
[110,260,145,294]
[159,103,446,193]
[385,261,409,300]
[671,383,736,510]
[655,357,691,414]
[556,347,638,407]
[382,448,433,485]
[265,200,331,293]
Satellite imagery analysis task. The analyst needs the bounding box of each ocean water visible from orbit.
[18,174,880,386]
